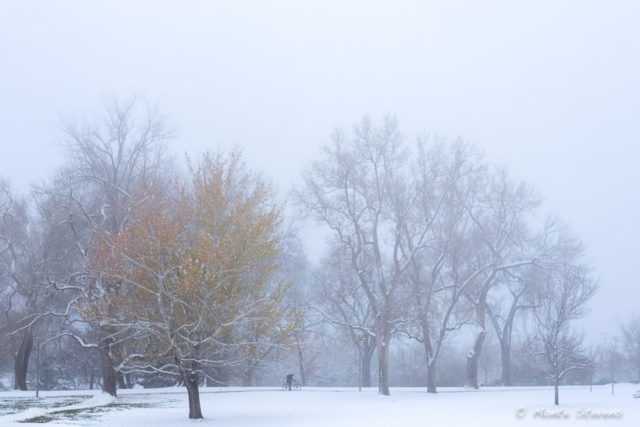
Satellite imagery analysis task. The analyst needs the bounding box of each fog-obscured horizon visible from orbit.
[1,0,638,344]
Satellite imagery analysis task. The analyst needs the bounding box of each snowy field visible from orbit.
[0,384,638,426]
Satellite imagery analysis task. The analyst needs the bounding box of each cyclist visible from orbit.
[286,373,294,391]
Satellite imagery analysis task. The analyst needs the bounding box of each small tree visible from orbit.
[529,232,596,405]
[622,314,640,382]
[313,245,377,387]
[597,335,623,395]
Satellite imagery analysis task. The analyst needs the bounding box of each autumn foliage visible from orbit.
[87,151,287,418]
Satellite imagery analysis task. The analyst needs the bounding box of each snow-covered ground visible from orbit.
[0,384,638,426]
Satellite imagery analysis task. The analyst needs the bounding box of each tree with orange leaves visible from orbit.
[88,150,288,419]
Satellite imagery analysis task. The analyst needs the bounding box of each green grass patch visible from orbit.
[0,397,88,416]
[19,401,158,423]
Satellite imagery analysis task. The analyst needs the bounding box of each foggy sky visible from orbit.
[1,0,639,341]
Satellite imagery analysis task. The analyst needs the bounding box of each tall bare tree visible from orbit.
[38,95,172,396]
[461,167,541,389]
[313,245,377,387]
[0,179,31,390]
[1,179,80,390]
[297,117,436,395]
[401,141,482,393]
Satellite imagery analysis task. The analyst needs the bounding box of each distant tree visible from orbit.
[622,314,640,382]
[0,179,79,390]
[597,335,623,395]
[461,167,541,389]
[313,245,377,387]
[0,179,31,389]
[486,219,563,386]
[528,231,597,405]
[402,141,483,393]
[40,95,172,396]
[296,117,434,395]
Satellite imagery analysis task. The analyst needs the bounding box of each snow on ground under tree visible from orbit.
[0,384,638,426]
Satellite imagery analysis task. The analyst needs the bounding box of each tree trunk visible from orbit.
[466,276,494,389]
[117,372,127,389]
[466,329,486,389]
[98,328,117,397]
[242,366,253,386]
[297,345,306,386]
[184,371,203,419]
[14,327,33,390]
[177,348,203,419]
[501,339,512,386]
[376,330,391,395]
[494,300,518,387]
[361,346,373,387]
[554,377,559,405]
[421,334,438,393]
[427,362,437,394]
[125,373,134,389]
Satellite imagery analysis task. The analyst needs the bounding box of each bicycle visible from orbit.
[282,379,301,390]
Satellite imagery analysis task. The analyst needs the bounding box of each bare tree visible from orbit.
[401,141,483,393]
[486,267,537,386]
[313,245,377,387]
[1,179,80,390]
[296,117,433,395]
[528,231,597,405]
[38,95,172,396]
[597,335,623,395]
[0,179,31,389]
[461,167,541,389]
[486,219,563,387]
[622,314,640,382]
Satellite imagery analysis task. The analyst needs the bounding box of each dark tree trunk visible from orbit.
[98,328,117,397]
[554,376,559,405]
[421,334,438,393]
[14,327,33,390]
[427,362,437,394]
[466,329,486,389]
[125,373,134,389]
[117,372,127,389]
[490,294,520,387]
[466,275,495,389]
[185,378,203,419]
[361,345,373,387]
[182,369,203,419]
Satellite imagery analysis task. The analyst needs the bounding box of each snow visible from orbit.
[1,384,639,426]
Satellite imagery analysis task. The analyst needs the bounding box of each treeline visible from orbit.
[0,98,637,418]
